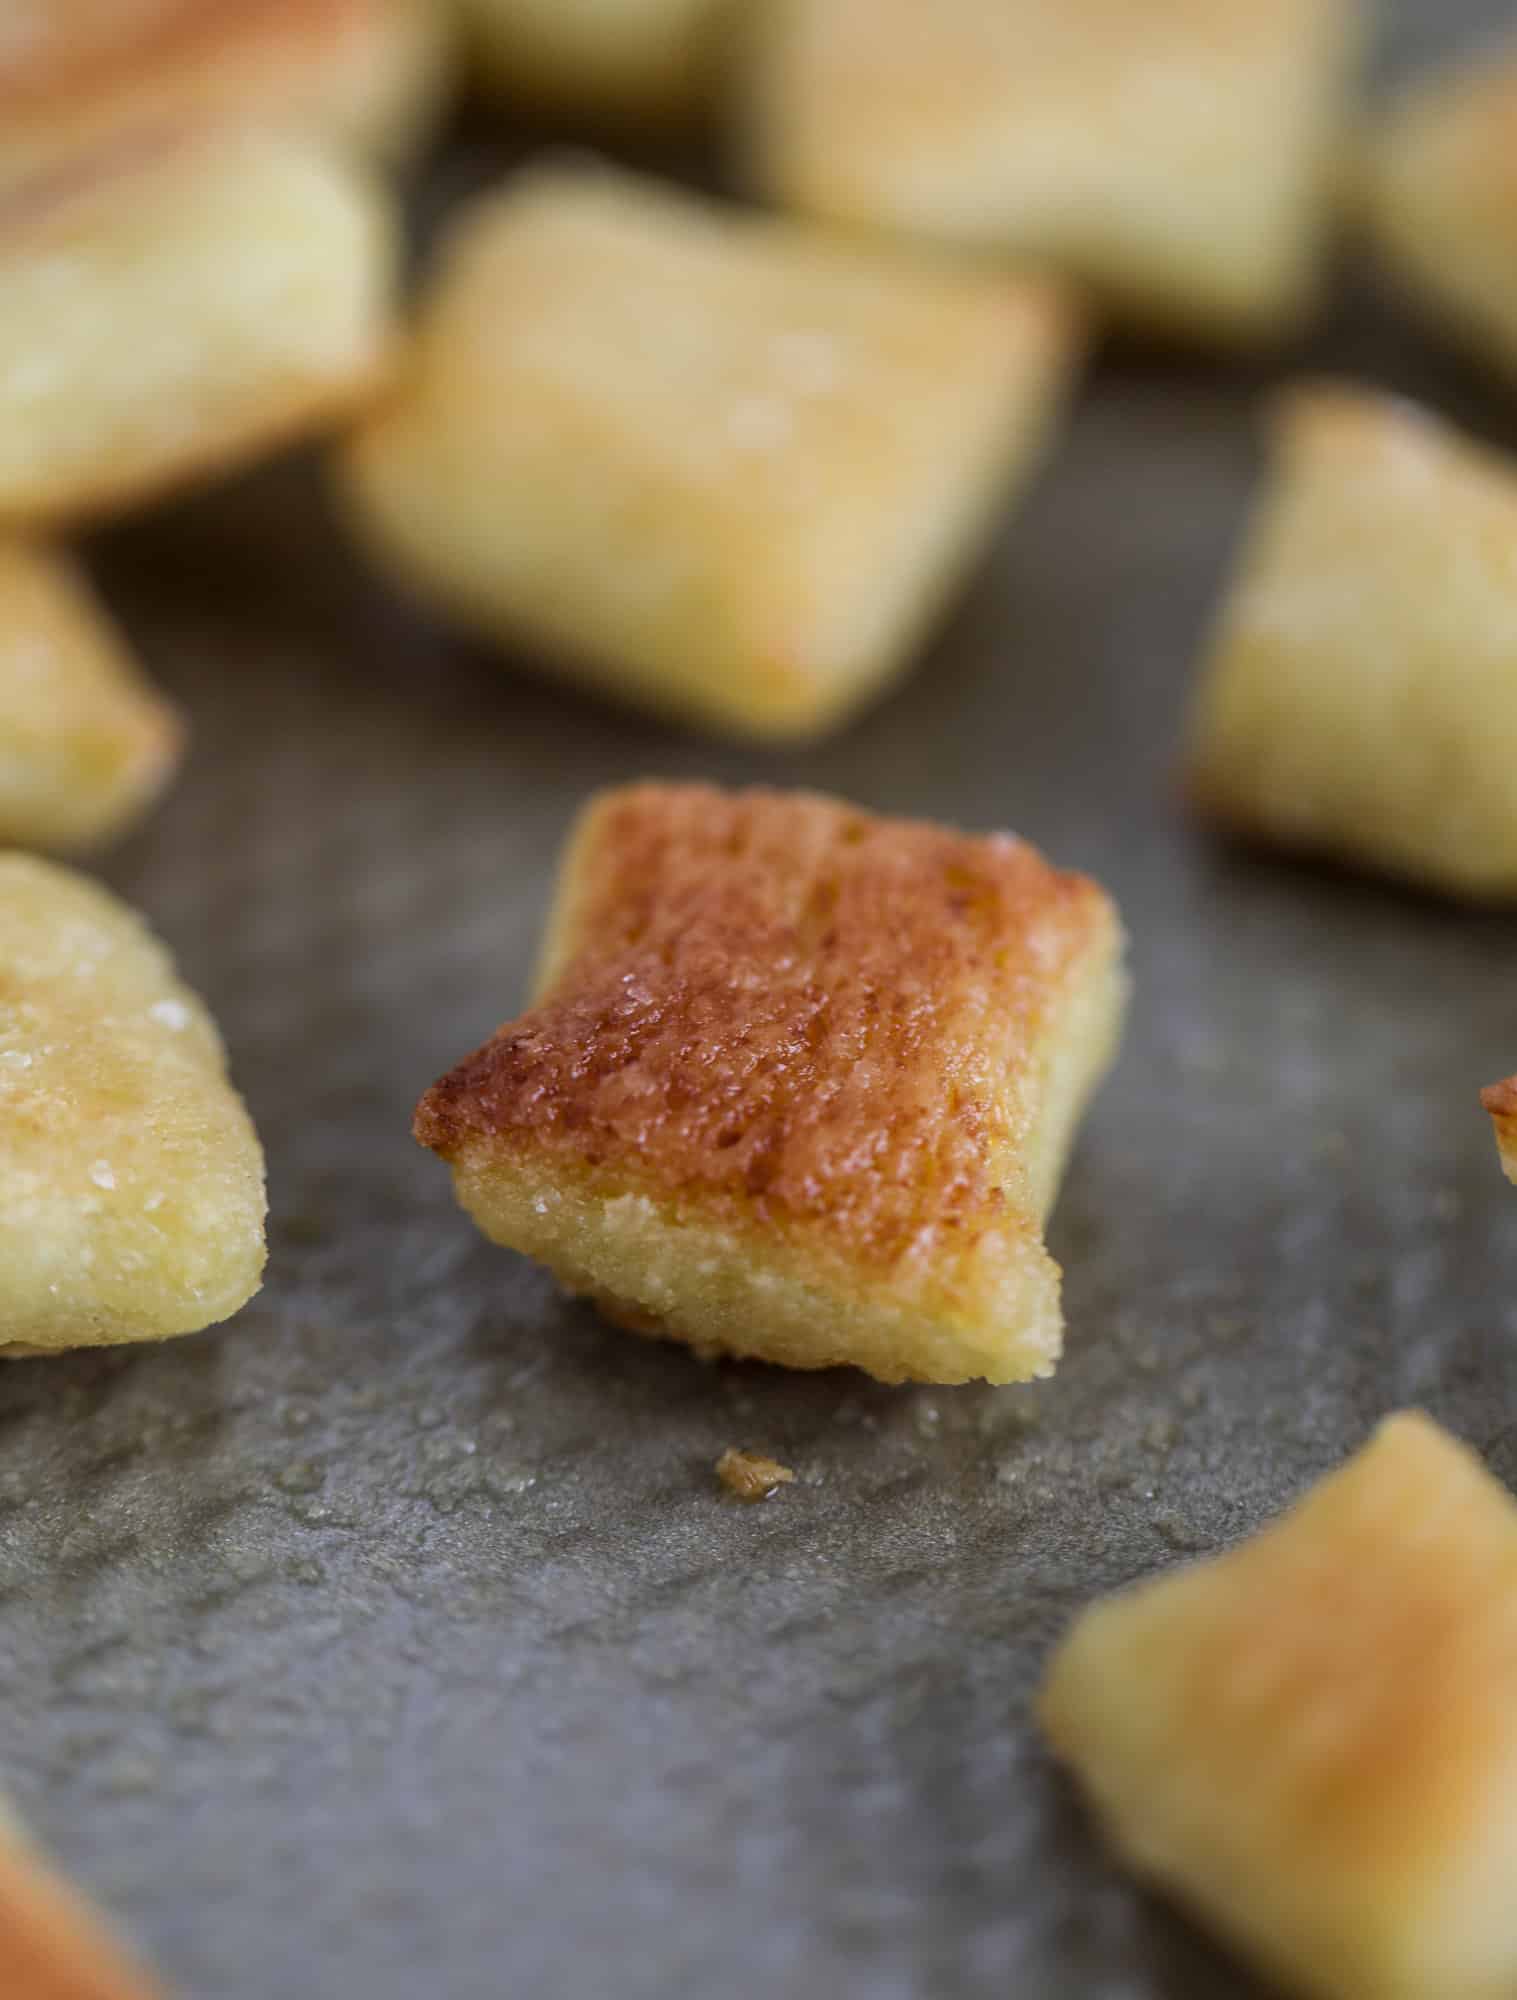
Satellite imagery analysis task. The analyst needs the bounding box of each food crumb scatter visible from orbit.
[716,1448,795,1503]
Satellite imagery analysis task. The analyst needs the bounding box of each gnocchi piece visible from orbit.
[1481,1077,1517,1184]
[0,1802,164,1999]
[415,782,1126,1386]
[1360,39,1517,385]
[742,0,1360,343]
[0,126,398,531]
[0,0,453,183]
[1041,1412,1517,2000]
[0,540,181,851]
[1186,383,1517,901]
[336,162,1082,742]
[0,855,266,1353]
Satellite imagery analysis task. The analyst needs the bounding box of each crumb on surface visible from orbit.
[716,1447,795,1502]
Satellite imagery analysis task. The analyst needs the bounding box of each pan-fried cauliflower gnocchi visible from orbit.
[0,540,181,851]
[0,855,266,1353]
[0,126,397,530]
[415,783,1126,1386]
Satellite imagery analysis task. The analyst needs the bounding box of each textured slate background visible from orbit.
[4,3,1517,1993]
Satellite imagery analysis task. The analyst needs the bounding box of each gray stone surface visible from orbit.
[5,5,1517,1991]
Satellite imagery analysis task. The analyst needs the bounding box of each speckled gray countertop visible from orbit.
[5,5,1517,1994]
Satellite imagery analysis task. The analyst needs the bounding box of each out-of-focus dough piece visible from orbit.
[1186,383,1517,901]
[0,0,453,184]
[742,0,1360,344]
[336,163,1082,743]
[414,782,1126,1386]
[0,540,181,851]
[0,855,266,1353]
[1481,1077,1517,1184]
[0,1804,165,1998]
[1360,41,1517,386]
[461,0,729,129]
[0,126,397,532]
[1041,1411,1517,2000]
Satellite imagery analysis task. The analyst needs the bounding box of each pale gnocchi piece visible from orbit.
[0,1803,165,1999]
[1186,383,1517,901]
[1360,40,1517,385]
[336,163,1083,743]
[742,0,1360,343]
[0,540,181,851]
[1040,1412,1517,2000]
[0,126,398,531]
[0,855,266,1353]
[0,0,453,185]
[1481,1077,1517,1184]
[460,0,729,128]
[414,782,1126,1386]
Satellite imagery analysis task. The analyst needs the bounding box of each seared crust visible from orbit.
[337,163,1082,742]
[0,1810,165,1998]
[416,784,1125,1384]
[419,784,1108,1251]
[743,0,1359,343]
[0,126,396,530]
[0,855,266,1352]
[1482,1075,1517,1184]
[0,0,373,104]
[1360,41,1517,383]
[1186,381,1517,900]
[0,0,451,180]
[0,539,182,850]
[1041,1412,1517,2000]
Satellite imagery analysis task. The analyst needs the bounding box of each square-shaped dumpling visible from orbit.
[1041,1412,1517,2000]
[414,783,1126,1386]
[0,1803,164,1998]
[0,855,266,1353]
[461,0,729,128]
[0,0,452,185]
[337,164,1082,742]
[0,126,397,531]
[1482,1078,1517,1184]
[0,540,181,851]
[1186,384,1517,901]
[742,0,1360,343]
[1360,42,1517,386]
